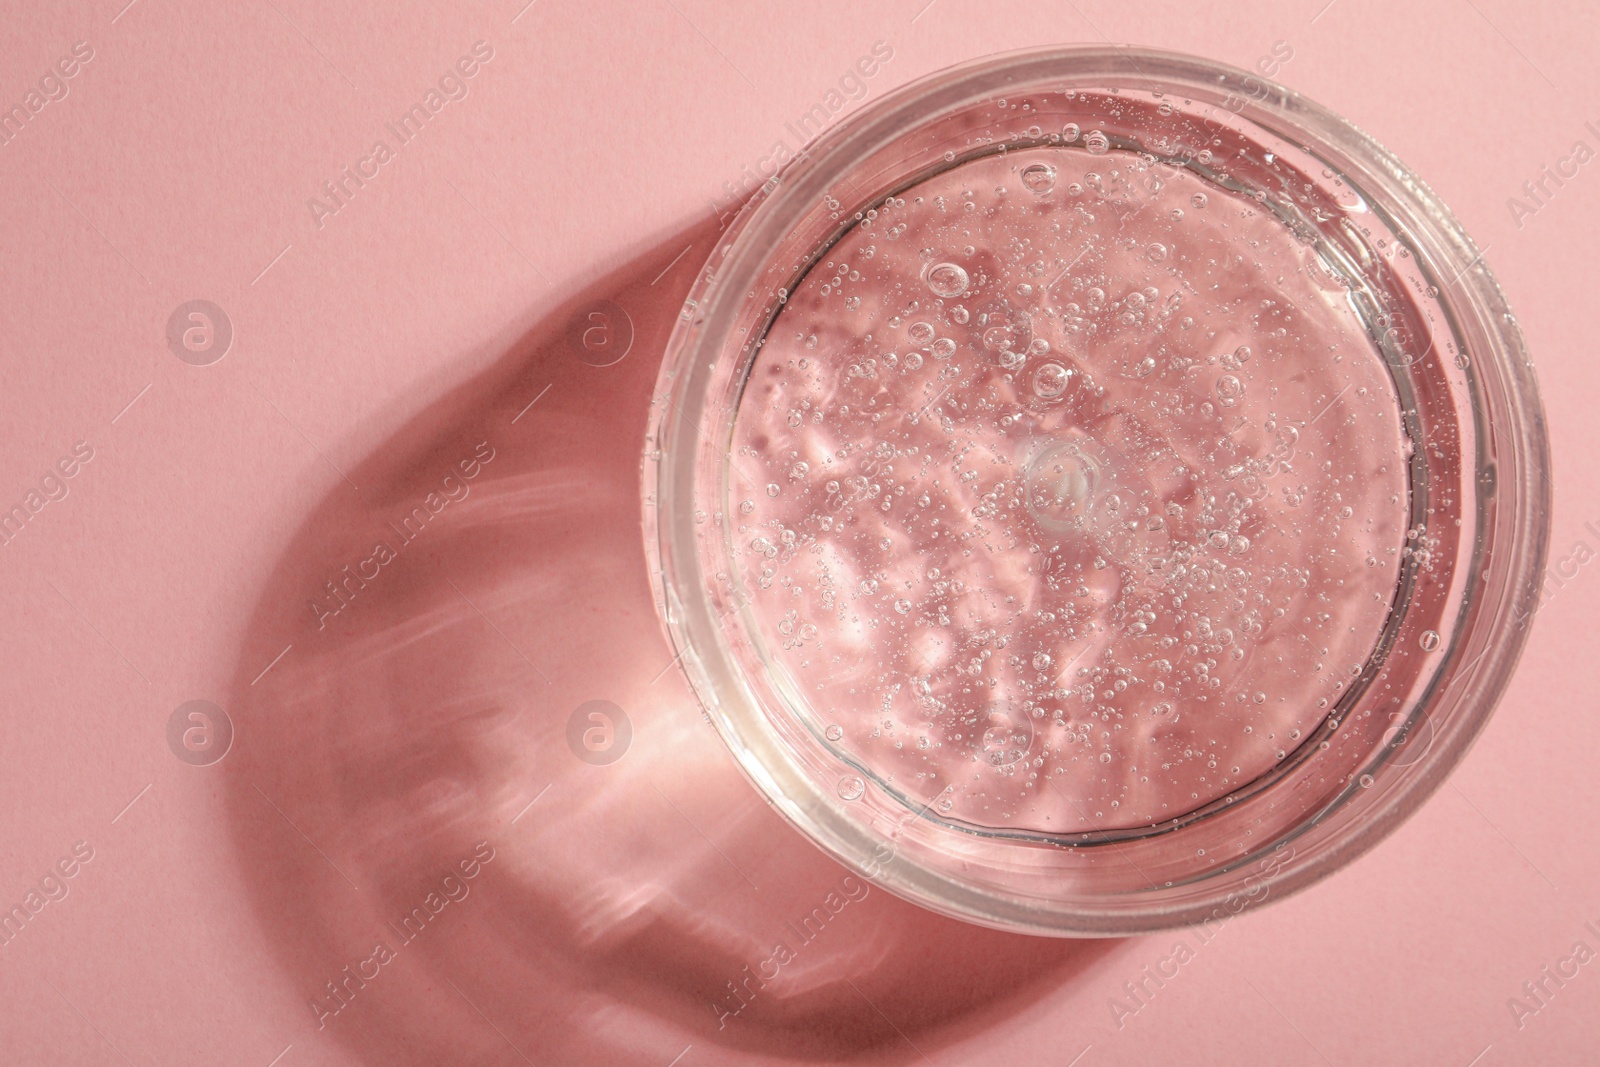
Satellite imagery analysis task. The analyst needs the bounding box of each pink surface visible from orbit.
[0,2,1596,1065]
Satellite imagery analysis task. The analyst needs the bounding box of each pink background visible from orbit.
[1,1,1597,1065]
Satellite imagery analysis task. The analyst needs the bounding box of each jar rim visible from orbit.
[646,45,1551,935]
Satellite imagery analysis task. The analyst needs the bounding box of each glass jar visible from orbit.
[645,47,1550,935]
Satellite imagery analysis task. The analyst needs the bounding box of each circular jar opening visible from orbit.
[648,47,1550,935]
